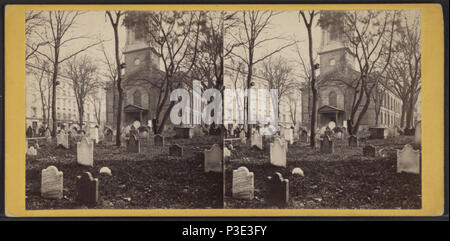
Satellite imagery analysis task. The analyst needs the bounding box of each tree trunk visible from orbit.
[51,62,58,136]
[78,105,84,131]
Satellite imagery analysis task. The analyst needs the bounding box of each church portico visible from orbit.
[318,105,345,127]
[123,104,149,126]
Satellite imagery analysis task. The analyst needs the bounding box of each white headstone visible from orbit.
[328,121,336,130]
[270,137,286,167]
[27,146,37,156]
[239,130,246,144]
[204,144,222,173]
[414,121,421,145]
[251,132,263,150]
[284,128,293,145]
[224,147,231,157]
[56,133,69,149]
[232,166,254,200]
[77,137,94,167]
[99,166,112,176]
[397,144,420,174]
[132,120,141,129]
[41,166,63,199]
[90,127,99,144]
[292,167,304,176]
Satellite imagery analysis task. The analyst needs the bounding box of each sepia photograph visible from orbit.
[25,10,224,209]
[223,10,422,209]
[23,7,425,211]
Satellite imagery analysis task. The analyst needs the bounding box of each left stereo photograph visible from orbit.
[25,10,225,210]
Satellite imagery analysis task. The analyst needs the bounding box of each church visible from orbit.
[105,25,185,130]
[301,13,403,131]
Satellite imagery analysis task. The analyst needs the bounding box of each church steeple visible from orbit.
[318,12,355,75]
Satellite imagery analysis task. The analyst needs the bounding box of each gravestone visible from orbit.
[284,129,294,145]
[204,144,222,173]
[27,146,37,156]
[232,166,254,200]
[363,145,376,157]
[300,130,308,142]
[270,138,286,167]
[99,167,112,176]
[76,172,99,206]
[56,133,69,149]
[292,167,304,176]
[415,120,421,145]
[154,134,164,146]
[41,166,63,199]
[105,133,113,142]
[266,172,289,207]
[397,144,420,174]
[90,127,99,144]
[239,130,246,144]
[348,135,358,147]
[250,132,263,150]
[320,136,334,154]
[77,137,94,167]
[169,144,183,157]
[127,134,140,153]
[121,134,127,147]
[224,147,231,158]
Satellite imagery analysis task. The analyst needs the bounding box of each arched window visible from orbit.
[329,91,337,107]
[133,90,142,106]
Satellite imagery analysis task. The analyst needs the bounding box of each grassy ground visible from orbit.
[26,134,223,209]
[224,135,421,209]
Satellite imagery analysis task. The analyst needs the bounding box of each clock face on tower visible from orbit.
[134,58,141,66]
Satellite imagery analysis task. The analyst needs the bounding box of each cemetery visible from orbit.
[26,129,223,209]
[224,130,421,209]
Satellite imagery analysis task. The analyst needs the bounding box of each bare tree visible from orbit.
[33,11,103,136]
[106,10,124,146]
[260,56,297,118]
[65,55,101,129]
[299,10,319,147]
[387,14,421,129]
[123,11,202,134]
[25,11,46,61]
[229,10,297,138]
[318,10,398,135]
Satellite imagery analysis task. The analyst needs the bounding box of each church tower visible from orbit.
[318,12,356,76]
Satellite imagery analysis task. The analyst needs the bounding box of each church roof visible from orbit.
[124,104,148,113]
[318,105,344,113]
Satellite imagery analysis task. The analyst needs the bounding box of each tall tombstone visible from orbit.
[27,146,37,156]
[127,134,140,153]
[105,132,113,142]
[300,130,308,142]
[414,120,421,145]
[266,172,289,207]
[397,144,420,174]
[348,135,358,147]
[284,129,294,145]
[41,166,63,199]
[270,137,286,168]
[320,135,334,154]
[169,144,183,157]
[204,144,222,173]
[363,145,377,157]
[44,129,52,142]
[76,172,99,206]
[90,127,99,144]
[232,166,254,200]
[250,131,263,150]
[77,137,94,167]
[239,130,246,144]
[56,133,69,149]
[154,134,164,146]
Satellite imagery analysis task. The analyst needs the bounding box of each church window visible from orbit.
[329,26,339,41]
[329,91,337,107]
[133,90,142,107]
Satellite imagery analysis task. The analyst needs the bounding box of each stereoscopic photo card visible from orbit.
[3,2,445,217]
